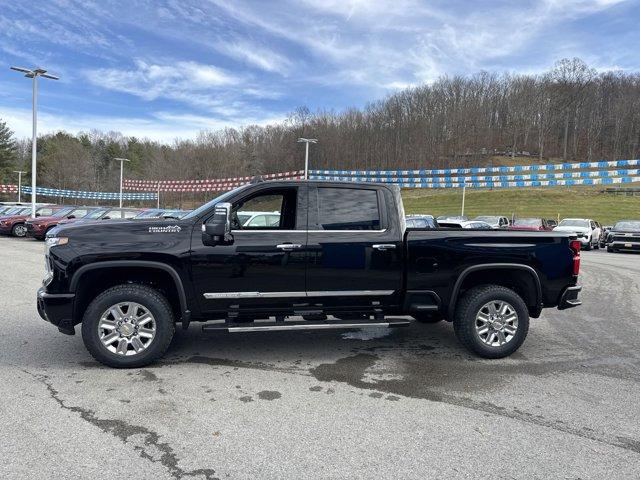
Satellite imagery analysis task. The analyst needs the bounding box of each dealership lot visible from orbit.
[1,237,639,479]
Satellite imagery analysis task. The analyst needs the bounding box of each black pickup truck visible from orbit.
[38,180,582,367]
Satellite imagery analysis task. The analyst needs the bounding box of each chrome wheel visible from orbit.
[475,300,518,347]
[13,224,27,237]
[98,302,156,356]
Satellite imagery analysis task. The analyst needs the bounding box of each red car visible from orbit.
[508,218,554,231]
[25,206,96,240]
[0,205,60,237]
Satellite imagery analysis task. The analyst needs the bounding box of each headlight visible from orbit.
[45,236,69,248]
[45,236,69,257]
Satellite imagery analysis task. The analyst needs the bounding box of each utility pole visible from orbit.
[297,138,317,179]
[10,67,59,218]
[112,158,130,208]
[13,170,26,202]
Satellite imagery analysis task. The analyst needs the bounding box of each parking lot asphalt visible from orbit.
[1,236,639,479]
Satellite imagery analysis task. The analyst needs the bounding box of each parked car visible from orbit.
[553,218,601,250]
[439,220,493,229]
[436,214,468,222]
[26,206,95,240]
[473,215,510,229]
[0,205,18,215]
[134,209,191,220]
[604,220,640,253]
[0,205,67,237]
[38,179,582,367]
[235,210,282,228]
[405,215,438,229]
[57,207,142,227]
[599,225,613,248]
[509,218,553,231]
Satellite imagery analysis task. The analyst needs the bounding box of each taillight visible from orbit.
[570,240,581,275]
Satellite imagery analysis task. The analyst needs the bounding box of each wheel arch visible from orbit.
[447,263,542,319]
[69,261,190,325]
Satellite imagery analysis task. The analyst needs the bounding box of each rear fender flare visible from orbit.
[447,263,542,318]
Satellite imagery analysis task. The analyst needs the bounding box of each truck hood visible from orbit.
[52,218,192,240]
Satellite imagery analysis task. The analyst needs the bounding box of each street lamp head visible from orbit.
[113,157,131,162]
[10,66,32,75]
[297,138,318,143]
[10,66,59,80]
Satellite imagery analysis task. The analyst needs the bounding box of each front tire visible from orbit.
[11,223,27,237]
[453,285,529,359]
[81,284,175,368]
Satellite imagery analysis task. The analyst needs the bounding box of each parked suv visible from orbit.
[26,206,94,240]
[0,205,63,237]
[553,218,601,250]
[509,218,553,231]
[473,216,510,229]
[57,207,142,227]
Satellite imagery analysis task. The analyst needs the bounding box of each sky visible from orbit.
[0,0,638,142]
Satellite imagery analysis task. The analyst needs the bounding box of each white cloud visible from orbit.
[216,41,292,74]
[0,106,288,143]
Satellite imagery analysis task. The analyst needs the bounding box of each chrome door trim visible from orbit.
[204,291,304,299]
[203,290,395,299]
[306,290,394,297]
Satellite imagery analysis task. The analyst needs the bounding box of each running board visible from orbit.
[202,319,411,333]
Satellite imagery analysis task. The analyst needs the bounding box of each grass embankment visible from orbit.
[402,185,640,225]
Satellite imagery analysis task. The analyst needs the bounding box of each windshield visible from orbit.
[613,220,640,231]
[52,207,75,218]
[135,209,163,219]
[85,209,108,219]
[558,219,589,228]
[2,207,22,216]
[514,218,541,227]
[182,186,248,220]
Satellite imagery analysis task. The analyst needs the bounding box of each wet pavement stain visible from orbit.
[257,390,281,400]
[309,354,640,454]
[139,370,159,382]
[239,396,253,403]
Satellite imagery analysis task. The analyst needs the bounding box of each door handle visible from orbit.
[372,244,396,251]
[276,243,302,251]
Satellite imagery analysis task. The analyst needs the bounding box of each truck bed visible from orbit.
[405,229,577,314]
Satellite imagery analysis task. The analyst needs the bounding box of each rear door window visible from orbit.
[317,187,381,230]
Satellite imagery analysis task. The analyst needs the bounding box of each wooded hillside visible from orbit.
[2,58,640,196]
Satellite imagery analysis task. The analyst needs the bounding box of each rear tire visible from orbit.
[81,284,175,368]
[584,241,592,251]
[411,312,443,323]
[453,285,529,359]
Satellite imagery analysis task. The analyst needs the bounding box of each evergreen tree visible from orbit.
[0,118,17,181]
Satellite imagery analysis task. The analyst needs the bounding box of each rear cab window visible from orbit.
[314,187,382,230]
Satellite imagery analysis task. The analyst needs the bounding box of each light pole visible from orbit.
[10,67,59,218]
[297,138,317,179]
[13,170,26,202]
[112,158,130,208]
[461,179,467,217]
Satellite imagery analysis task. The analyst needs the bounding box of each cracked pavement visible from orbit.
[1,237,639,479]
